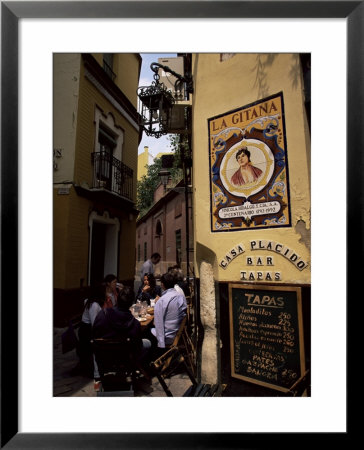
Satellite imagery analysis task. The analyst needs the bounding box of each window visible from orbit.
[94,107,123,161]
[175,229,182,267]
[156,220,162,237]
[93,108,126,195]
[95,126,117,189]
[144,242,147,262]
[138,244,141,262]
[103,53,116,80]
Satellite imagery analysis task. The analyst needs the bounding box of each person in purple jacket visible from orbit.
[93,286,151,365]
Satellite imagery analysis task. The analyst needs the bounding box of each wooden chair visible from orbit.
[171,316,187,346]
[150,346,225,397]
[178,318,196,376]
[150,346,197,397]
[150,315,225,397]
[156,316,195,375]
[91,338,138,396]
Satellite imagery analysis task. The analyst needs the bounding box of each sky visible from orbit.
[138,53,177,159]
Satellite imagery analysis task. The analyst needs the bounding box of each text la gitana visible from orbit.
[219,240,309,271]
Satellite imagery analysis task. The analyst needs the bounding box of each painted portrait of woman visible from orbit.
[219,138,274,199]
[230,147,263,186]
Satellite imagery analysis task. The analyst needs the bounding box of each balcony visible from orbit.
[91,151,133,201]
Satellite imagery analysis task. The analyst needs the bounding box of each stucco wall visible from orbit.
[74,56,139,201]
[114,53,141,108]
[53,54,140,292]
[53,188,90,289]
[192,53,310,285]
[191,53,310,385]
[53,54,81,184]
[138,146,153,180]
[92,53,141,107]
[53,188,71,288]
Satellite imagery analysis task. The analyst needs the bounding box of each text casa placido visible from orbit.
[219,240,309,281]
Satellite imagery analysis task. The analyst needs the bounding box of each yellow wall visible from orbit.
[137,146,152,180]
[54,53,140,290]
[53,187,90,289]
[92,53,141,107]
[154,151,172,160]
[114,53,141,107]
[53,54,80,183]
[192,53,310,285]
[137,148,174,182]
[54,186,138,289]
[53,189,71,288]
[75,59,139,202]
[53,53,85,290]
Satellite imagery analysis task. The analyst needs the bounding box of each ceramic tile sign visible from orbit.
[229,284,306,392]
[208,92,291,232]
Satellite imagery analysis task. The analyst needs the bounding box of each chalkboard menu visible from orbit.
[229,284,305,392]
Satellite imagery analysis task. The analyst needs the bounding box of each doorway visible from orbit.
[88,211,120,285]
[90,222,106,286]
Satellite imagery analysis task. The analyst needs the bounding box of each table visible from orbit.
[138,313,154,329]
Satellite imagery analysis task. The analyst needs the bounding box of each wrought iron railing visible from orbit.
[91,151,133,201]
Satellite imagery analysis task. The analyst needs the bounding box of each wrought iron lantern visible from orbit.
[137,81,174,138]
[137,59,194,287]
[137,62,193,138]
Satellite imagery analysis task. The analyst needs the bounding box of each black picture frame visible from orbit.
[1,1,358,448]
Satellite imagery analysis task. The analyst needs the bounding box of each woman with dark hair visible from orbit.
[231,146,263,186]
[136,272,162,304]
[76,285,106,378]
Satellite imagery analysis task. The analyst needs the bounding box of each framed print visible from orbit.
[1,0,358,448]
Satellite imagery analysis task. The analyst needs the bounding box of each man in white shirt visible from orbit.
[139,252,161,281]
[151,272,187,349]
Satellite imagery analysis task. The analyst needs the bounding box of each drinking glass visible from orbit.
[132,304,140,318]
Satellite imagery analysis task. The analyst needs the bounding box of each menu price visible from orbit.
[229,284,305,392]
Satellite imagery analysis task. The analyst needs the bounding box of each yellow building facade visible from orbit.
[191,53,311,395]
[137,146,153,181]
[53,53,141,324]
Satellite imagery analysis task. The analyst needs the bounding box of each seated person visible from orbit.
[103,273,123,307]
[93,286,151,364]
[76,284,107,378]
[151,272,187,349]
[136,272,162,304]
